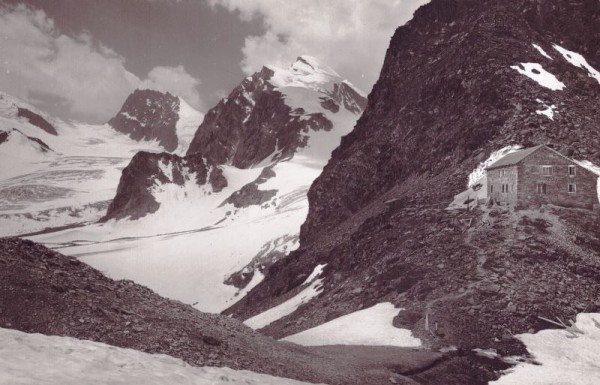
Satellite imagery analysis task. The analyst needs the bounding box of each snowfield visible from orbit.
[281,303,421,348]
[491,313,600,385]
[0,328,322,385]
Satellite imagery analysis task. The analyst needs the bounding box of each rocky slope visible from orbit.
[0,237,490,385]
[108,89,203,154]
[227,0,600,361]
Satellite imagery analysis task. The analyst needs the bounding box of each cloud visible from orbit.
[0,5,203,123]
[141,65,204,110]
[208,0,429,93]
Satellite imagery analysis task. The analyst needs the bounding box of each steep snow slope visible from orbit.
[31,57,366,313]
[175,97,204,155]
[0,328,320,385]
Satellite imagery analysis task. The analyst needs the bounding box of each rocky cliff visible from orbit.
[227,0,600,361]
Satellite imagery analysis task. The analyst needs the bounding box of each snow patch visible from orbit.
[281,303,421,347]
[511,63,565,91]
[0,327,318,385]
[535,99,557,120]
[554,45,600,86]
[532,44,553,60]
[491,313,600,385]
[121,111,144,126]
[157,160,174,182]
[244,264,327,330]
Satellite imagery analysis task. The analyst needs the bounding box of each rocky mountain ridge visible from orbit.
[227,0,600,359]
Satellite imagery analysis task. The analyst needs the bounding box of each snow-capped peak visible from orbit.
[265,56,349,92]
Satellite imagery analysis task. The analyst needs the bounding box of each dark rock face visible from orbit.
[102,151,226,221]
[109,89,180,152]
[186,64,366,168]
[227,0,600,356]
[16,108,57,136]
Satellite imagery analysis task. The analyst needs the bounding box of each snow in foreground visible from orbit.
[0,328,322,385]
[281,302,421,348]
[491,313,600,385]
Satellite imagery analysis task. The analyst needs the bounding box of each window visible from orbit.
[568,183,576,193]
[537,183,547,194]
[501,183,509,193]
[490,185,494,193]
[568,165,576,176]
[541,166,553,176]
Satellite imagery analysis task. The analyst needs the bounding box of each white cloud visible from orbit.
[0,5,203,123]
[141,65,204,110]
[208,0,429,92]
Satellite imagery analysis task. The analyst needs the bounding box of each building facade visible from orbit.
[486,145,599,209]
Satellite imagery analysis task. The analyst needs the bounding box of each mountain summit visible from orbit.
[108,89,203,154]
[186,56,366,167]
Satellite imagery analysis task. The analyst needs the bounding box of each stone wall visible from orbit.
[517,148,598,209]
[487,165,519,205]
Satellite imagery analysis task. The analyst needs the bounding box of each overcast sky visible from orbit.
[0,0,427,123]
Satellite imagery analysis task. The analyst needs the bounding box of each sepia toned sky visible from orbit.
[0,0,428,122]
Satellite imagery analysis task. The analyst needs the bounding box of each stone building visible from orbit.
[486,145,599,209]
